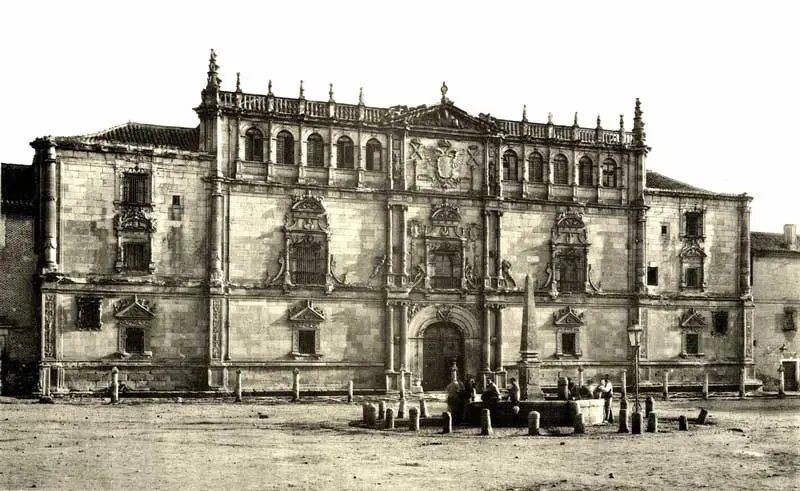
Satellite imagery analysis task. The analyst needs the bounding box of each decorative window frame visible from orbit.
[276,130,295,165]
[784,307,797,332]
[552,154,569,185]
[680,205,706,239]
[502,149,519,181]
[114,163,156,275]
[114,295,155,357]
[578,156,593,186]
[365,138,383,171]
[306,133,325,167]
[244,127,265,162]
[553,306,584,359]
[679,308,706,357]
[539,209,600,299]
[679,243,706,291]
[76,296,103,331]
[528,151,545,183]
[288,300,325,360]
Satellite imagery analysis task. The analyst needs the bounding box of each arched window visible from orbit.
[602,158,617,187]
[337,136,354,169]
[245,128,264,161]
[307,133,324,167]
[502,150,518,181]
[528,152,544,183]
[553,154,569,185]
[276,130,295,165]
[578,156,593,186]
[365,139,382,171]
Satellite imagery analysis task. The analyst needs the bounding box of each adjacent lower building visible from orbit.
[27,50,757,396]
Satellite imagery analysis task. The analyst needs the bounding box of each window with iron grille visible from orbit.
[365,139,382,171]
[245,128,264,161]
[685,212,703,237]
[502,150,518,181]
[122,173,150,205]
[602,159,617,187]
[685,333,700,355]
[561,332,577,355]
[276,130,294,164]
[529,152,544,183]
[123,242,150,272]
[685,266,702,288]
[290,235,327,285]
[125,327,146,354]
[306,133,324,167]
[430,247,462,289]
[558,252,584,293]
[298,330,316,355]
[553,154,569,184]
[578,157,593,186]
[337,136,354,169]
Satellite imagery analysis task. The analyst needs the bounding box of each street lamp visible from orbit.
[627,323,643,414]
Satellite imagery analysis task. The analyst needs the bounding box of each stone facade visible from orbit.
[751,225,800,390]
[27,51,755,395]
[0,163,38,394]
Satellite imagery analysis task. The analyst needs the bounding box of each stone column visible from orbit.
[481,305,491,372]
[110,367,119,404]
[739,199,752,296]
[385,303,395,372]
[400,206,408,285]
[495,211,503,283]
[703,372,709,399]
[494,304,504,372]
[482,210,490,286]
[778,364,786,397]
[621,370,627,399]
[36,140,59,272]
[209,178,224,286]
[399,303,408,371]
[635,207,648,293]
[385,204,394,286]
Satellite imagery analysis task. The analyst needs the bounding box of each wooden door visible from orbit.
[422,322,463,390]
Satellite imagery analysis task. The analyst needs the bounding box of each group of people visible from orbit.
[566,375,615,423]
[444,376,477,425]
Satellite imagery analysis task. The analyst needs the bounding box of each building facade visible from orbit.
[0,163,38,394]
[29,51,755,396]
[752,225,800,391]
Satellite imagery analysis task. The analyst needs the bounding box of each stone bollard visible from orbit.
[110,367,120,404]
[696,408,708,425]
[528,411,541,436]
[362,403,370,423]
[480,408,493,436]
[631,411,643,434]
[778,365,786,398]
[646,412,658,433]
[618,408,629,433]
[678,415,688,431]
[645,396,654,418]
[573,412,585,434]
[399,370,407,401]
[703,373,709,400]
[384,408,395,429]
[578,366,584,387]
[292,368,300,402]
[397,399,406,419]
[621,370,627,399]
[419,399,430,418]
[662,372,669,401]
[408,407,420,431]
[442,412,452,434]
[347,380,354,403]
[235,369,243,403]
[557,376,569,400]
[378,400,386,420]
[739,366,746,399]
[365,403,378,427]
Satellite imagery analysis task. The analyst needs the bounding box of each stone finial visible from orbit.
[441,81,449,103]
[358,86,364,105]
[206,48,221,90]
[235,72,241,93]
[267,79,273,96]
[299,80,305,99]
[329,83,335,103]
[619,114,625,130]
[633,97,646,144]
[547,112,553,124]
[522,104,528,122]
[596,115,602,129]
[573,112,579,126]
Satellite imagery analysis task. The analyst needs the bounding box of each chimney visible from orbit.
[784,224,797,249]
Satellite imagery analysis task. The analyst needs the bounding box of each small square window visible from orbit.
[685,333,700,355]
[713,311,729,335]
[661,224,669,237]
[298,330,316,355]
[561,332,577,355]
[172,195,182,206]
[647,267,659,286]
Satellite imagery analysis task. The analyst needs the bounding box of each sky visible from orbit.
[1,1,797,233]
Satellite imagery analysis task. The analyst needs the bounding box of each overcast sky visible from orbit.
[1,1,796,233]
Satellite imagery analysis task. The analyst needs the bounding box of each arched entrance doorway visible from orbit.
[422,322,464,390]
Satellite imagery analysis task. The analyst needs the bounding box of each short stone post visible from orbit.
[399,370,407,400]
[362,403,369,422]
[631,411,643,434]
[384,408,395,429]
[480,408,493,436]
[618,397,629,433]
[528,411,541,436]
[778,365,786,398]
[442,412,452,434]
[347,380,354,403]
[378,400,386,420]
[409,407,420,431]
[646,412,658,433]
[292,368,300,402]
[662,371,669,401]
[696,408,708,425]
[110,367,120,404]
[739,366,746,399]
[702,372,709,400]
[645,396,654,418]
[573,412,585,434]
[577,366,584,387]
[678,415,688,431]
[621,370,627,399]
[419,398,429,418]
[397,399,406,419]
[235,369,243,403]
[365,403,378,427]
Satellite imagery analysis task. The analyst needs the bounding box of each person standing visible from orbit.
[508,378,521,405]
[598,376,614,423]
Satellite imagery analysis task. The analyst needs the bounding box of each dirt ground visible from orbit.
[0,395,797,491]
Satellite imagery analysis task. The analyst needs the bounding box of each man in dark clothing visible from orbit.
[567,377,581,400]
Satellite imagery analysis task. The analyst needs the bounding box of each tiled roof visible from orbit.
[68,122,199,151]
[645,171,711,193]
[751,231,800,254]
[1,163,35,214]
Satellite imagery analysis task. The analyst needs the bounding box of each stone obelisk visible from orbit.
[518,275,544,399]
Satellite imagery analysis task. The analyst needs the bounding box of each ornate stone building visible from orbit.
[29,51,756,395]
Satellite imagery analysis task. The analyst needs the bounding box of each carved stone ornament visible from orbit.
[43,293,56,358]
[679,308,705,329]
[553,306,585,327]
[421,142,468,189]
[76,296,103,331]
[114,295,156,319]
[211,298,222,359]
[288,300,326,329]
[115,206,156,233]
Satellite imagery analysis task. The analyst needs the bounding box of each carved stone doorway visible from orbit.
[422,322,463,391]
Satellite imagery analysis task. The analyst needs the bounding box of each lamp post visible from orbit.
[628,323,643,414]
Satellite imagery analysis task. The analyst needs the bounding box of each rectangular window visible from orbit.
[298,330,316,355]
[123,242,150,272]
[172,195,181,206]
[713,311,729,335]
[785,308,797,331]
[661,224,669,238]
[169,195,183,221]
[430,247,462,289]
[647,266,659,286]
[685,212,703,237]
[125,327,146,354]
[122,173,150,205]
[561,332,577,355]
[290,235,326,285]
[685,333,700,355]
[76,296,102,330]
[685,267,701,288]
